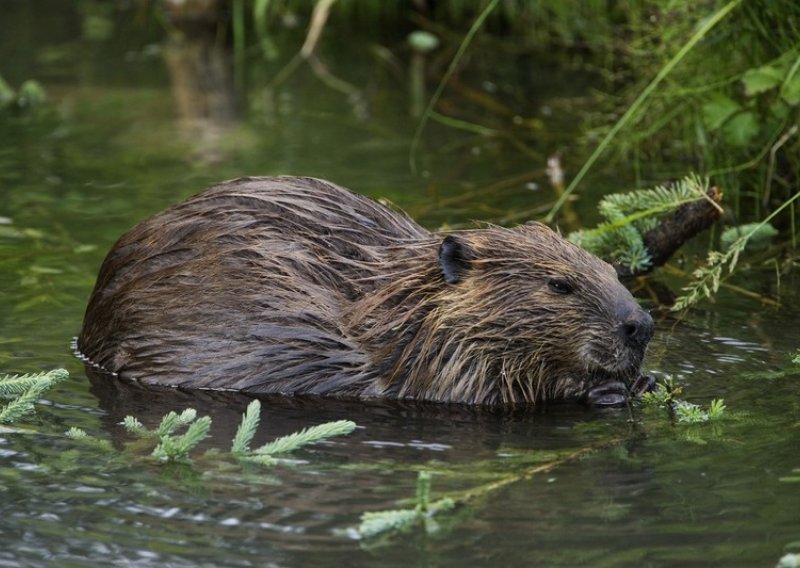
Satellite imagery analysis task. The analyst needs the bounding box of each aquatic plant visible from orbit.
[0,369,68,424]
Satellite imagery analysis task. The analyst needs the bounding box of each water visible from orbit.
[1,3,799,566]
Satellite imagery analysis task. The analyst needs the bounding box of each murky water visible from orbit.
[1,3,799,566]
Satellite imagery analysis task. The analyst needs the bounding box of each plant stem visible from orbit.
[409,0,500,175]
[545,0,744,223]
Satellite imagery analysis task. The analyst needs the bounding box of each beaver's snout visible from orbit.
[617,309,654,350]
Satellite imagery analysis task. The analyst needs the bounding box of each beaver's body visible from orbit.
[78,176,654,405]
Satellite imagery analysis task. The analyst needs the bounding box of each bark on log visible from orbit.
[617,186,724,278]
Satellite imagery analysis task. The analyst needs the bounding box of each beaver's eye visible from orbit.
[547,278,573,294]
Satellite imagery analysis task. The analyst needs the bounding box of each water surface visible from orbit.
[1,3,799,566]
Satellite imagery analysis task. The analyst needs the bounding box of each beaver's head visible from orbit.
[425,222,654,404]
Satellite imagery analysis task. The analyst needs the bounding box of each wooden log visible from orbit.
[617,186,724,277]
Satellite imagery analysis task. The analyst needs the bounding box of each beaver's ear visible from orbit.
[439,235,473,285]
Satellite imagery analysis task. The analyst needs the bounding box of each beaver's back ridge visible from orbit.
[78,176,654,405]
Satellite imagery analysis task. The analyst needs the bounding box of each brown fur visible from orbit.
[77,176,653,405]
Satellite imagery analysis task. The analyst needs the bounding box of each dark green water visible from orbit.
[1,3,799,566]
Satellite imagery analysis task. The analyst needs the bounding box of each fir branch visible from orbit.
[252,420,356,456]
[155,408,198,437]
[65,427,88,439]
[358,509,421,538]
[570,175,709,272]
[121,415,151,437]
[0,369,69,398]
[356,471,455,539]
[0,369,68,423]
[65,426,114,451]
[0,383,48,423]
[231,399,261,455]
[152,415,212,463]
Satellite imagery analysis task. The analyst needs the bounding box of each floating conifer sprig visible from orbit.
[0,369,68,424]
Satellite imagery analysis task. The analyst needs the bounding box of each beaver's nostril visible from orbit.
[618,311,654,348]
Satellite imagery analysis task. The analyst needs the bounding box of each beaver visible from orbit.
[77,176,655,406]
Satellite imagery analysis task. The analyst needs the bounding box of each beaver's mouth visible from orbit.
[582,365,654,407]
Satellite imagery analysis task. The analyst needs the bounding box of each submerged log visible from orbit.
[617,186,724,278]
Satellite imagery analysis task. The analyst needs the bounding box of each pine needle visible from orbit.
[252,420,356,456]
[231,399,261,455]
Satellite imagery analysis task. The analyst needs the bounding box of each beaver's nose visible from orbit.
[618,310,654,348]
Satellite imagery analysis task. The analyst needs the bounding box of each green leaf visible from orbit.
[702,94,741,130]
[742,64,784,96]
[720,111,759,146]
[781,72,800,105]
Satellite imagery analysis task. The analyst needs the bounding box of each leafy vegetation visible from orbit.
[231,399,356,466]
[569,175,710,272]
[0,369,68,424]
[0,74,47,111]
[639,375,726,424]
[66,399,356,466]
[356,471,455,539]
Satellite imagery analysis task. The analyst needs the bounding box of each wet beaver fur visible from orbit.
[77,176,654,406]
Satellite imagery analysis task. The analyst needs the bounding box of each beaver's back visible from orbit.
[78,176,430,393]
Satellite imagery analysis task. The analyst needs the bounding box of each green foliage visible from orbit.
[720,222,778,251]
[777,553,800,568]
[231,399,261,455]
[118,399,356,466]
[356,471,455,539]
[640,376,680,407]
[639,375,725,424]
[250,419,356,456]
[674,399,726,424]
[151,416,212,463]
[569,175,709,271]
[122,408,211,463]
[674,191,800,311]
[0,74,47,110]
[0,369,68,424]
[65,426,114,452]
[590,0,800,216]
[232,400,355,465]
[793,351,800,366]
